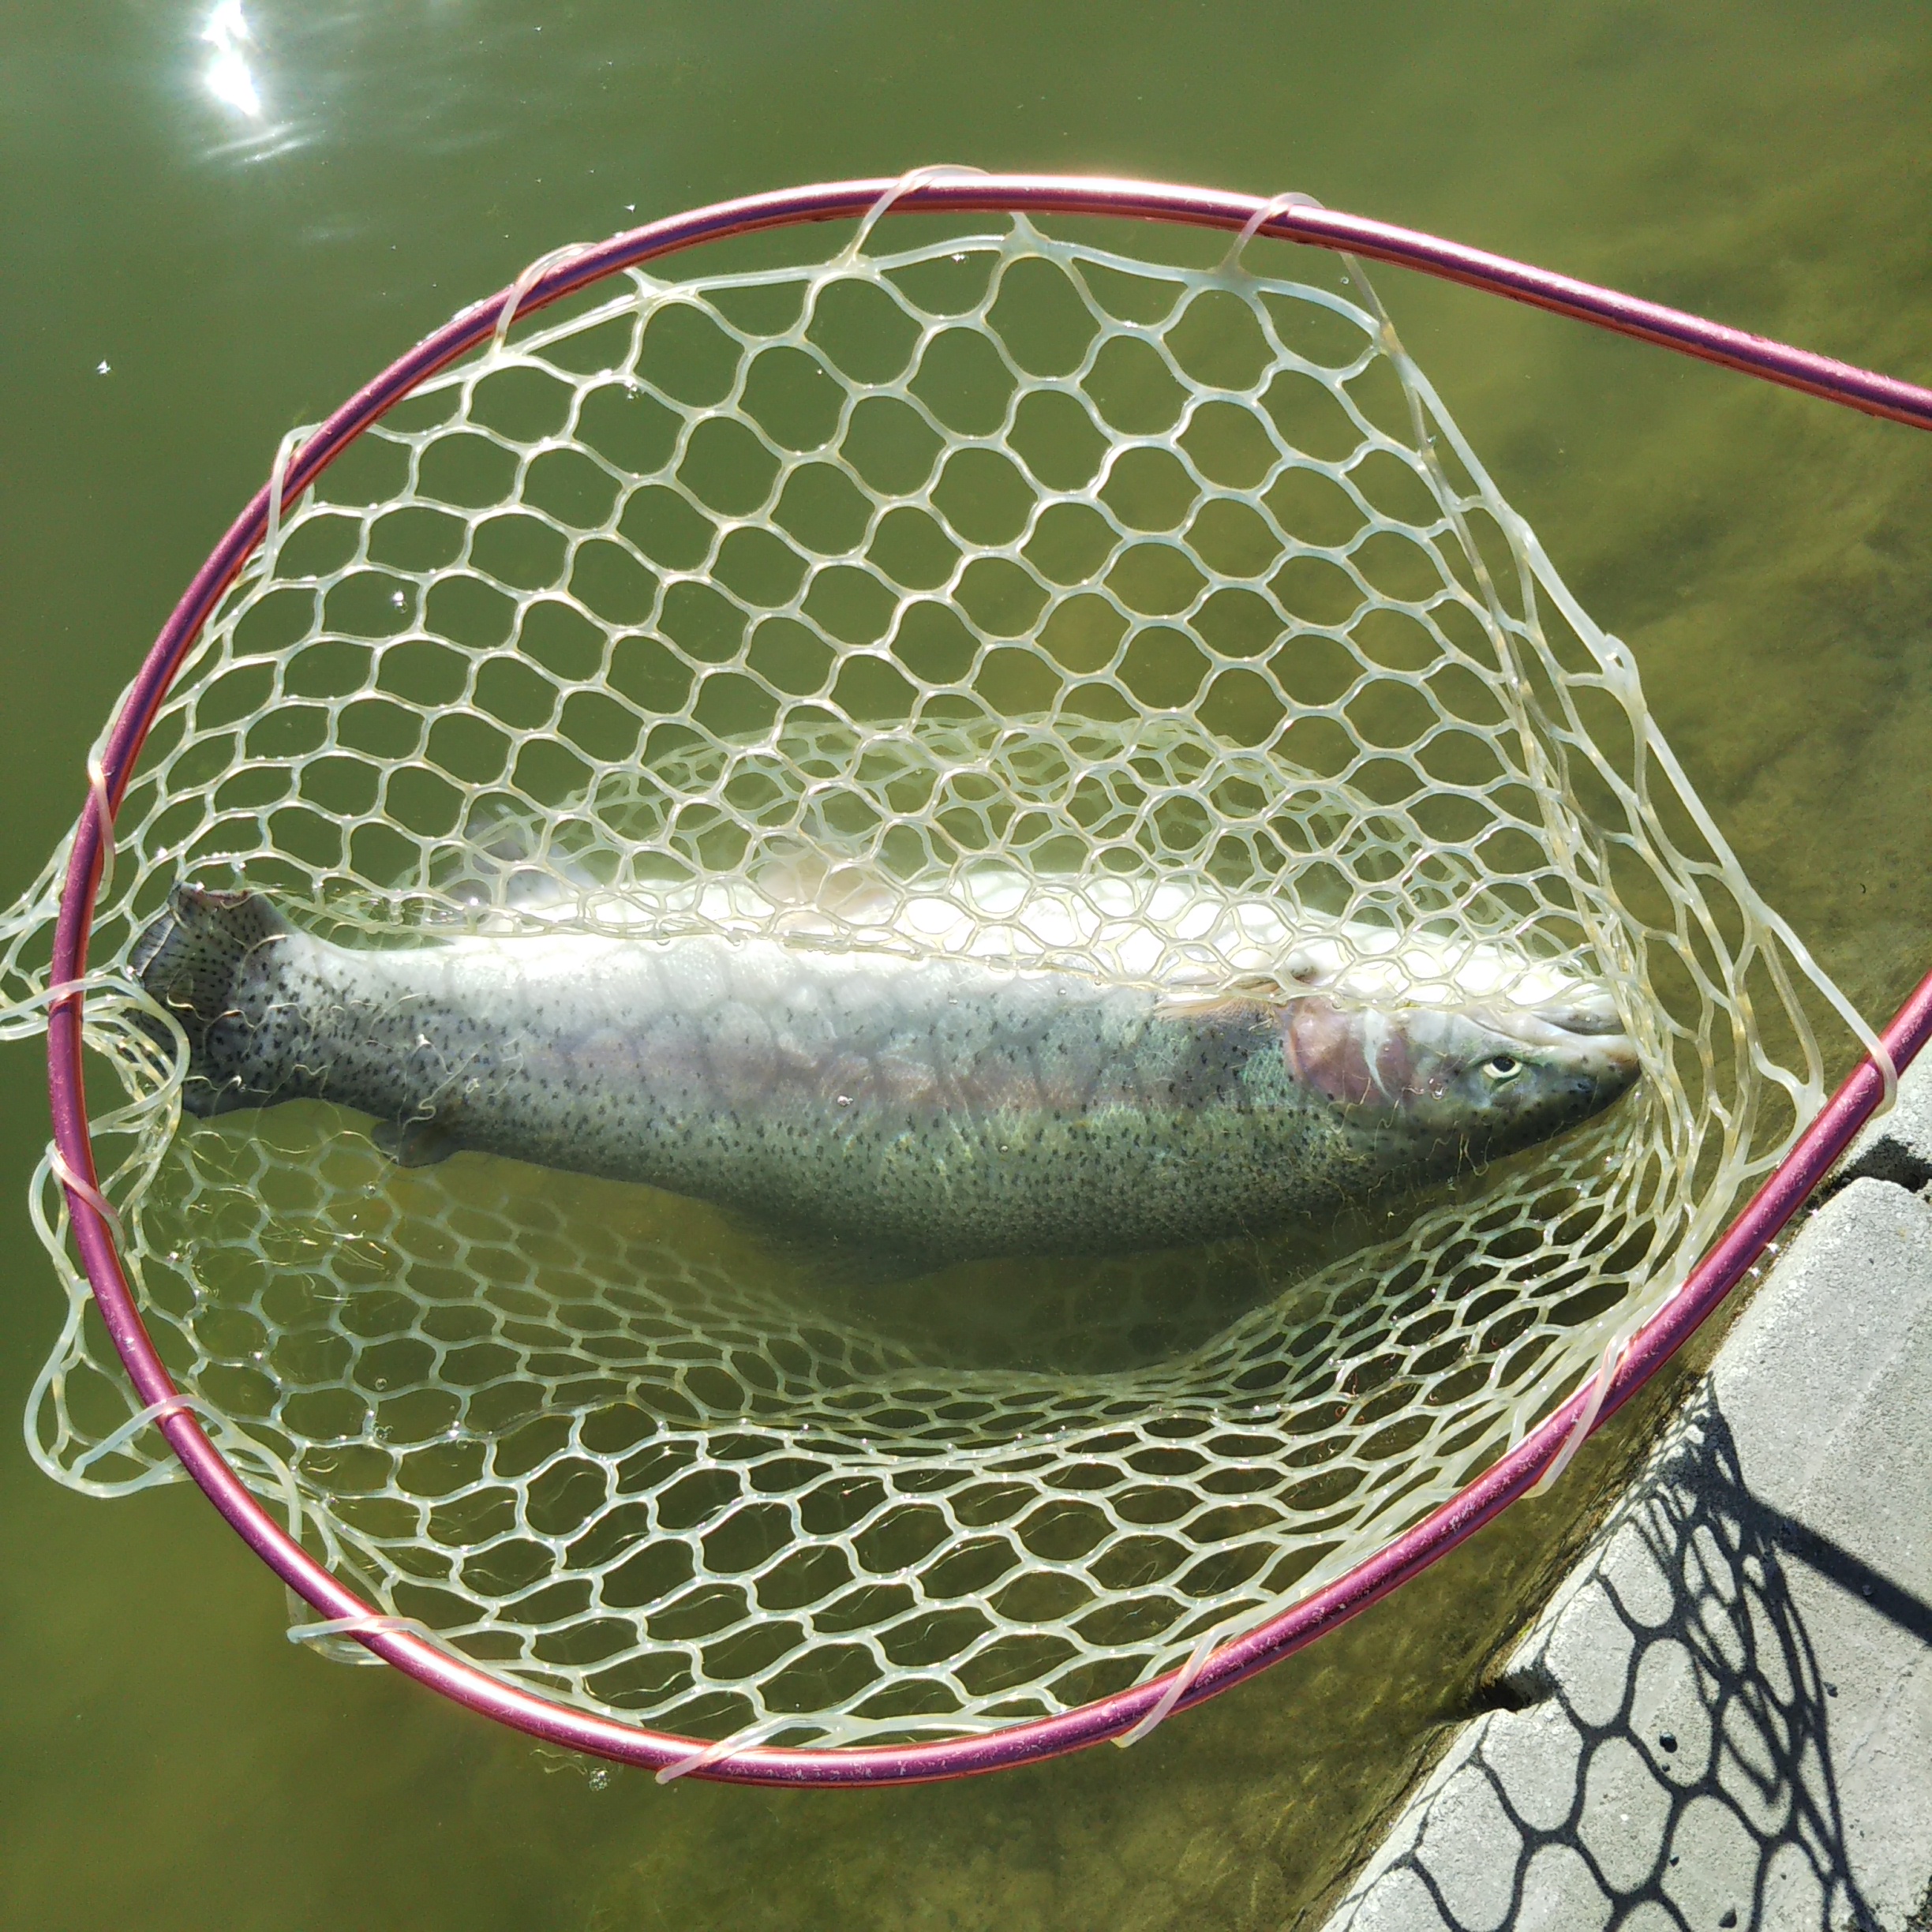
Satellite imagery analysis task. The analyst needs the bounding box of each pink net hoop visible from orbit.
[43,174,1932,1786]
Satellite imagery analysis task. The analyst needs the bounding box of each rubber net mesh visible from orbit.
[0,205,1866,1746]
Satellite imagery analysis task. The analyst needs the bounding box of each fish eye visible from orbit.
[1481,1054,1522,1082]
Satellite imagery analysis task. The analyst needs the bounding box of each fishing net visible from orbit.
[0,190,1867,1749]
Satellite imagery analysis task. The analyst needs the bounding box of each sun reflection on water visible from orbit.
[201,0,264,118]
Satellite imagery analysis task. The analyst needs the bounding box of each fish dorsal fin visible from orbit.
[1155,973,1294,1019]
[756,849,900,926]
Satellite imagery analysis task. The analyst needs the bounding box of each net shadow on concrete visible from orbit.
[1331,1376,1920,1931]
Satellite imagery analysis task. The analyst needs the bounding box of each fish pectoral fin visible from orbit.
[370,1116,459,1168]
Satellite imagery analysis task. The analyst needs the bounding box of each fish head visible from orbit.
[1282,989,1641,1163]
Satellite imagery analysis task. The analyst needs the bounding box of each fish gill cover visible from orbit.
[0,207,1864,1744]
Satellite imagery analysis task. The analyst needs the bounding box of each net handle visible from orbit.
[42,173,1932,1788]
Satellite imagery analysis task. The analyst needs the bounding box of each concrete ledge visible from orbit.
[1324,1178,1932,1932]
[1838,1053,1932,1194]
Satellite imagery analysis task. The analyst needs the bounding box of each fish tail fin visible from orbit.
[131,886,284,1112]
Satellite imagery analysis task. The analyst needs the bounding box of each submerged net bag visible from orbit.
[0,178,1877,1756]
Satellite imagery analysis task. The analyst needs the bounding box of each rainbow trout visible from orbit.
[133,882,1638,1263]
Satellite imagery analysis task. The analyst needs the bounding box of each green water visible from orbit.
[3,2,1930,1925]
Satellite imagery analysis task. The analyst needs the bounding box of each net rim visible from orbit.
[40,170,1932,1787]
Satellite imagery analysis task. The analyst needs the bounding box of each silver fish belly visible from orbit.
[133,885,1639,1263]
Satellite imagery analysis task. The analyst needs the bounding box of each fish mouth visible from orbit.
[1587,1039,1642,1104]
[1563,1030,1642,1113]
[1541,1003,1628,1039]
[1552,1008,1642,1103]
